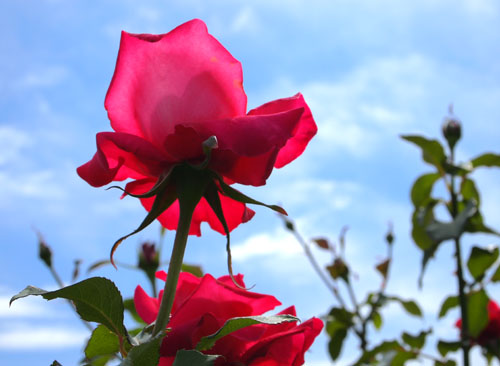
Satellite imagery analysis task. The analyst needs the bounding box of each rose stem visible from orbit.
[152,205,194,336]
[449,147,470,366]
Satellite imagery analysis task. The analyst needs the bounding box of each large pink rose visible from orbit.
[77,19,317,235]
[134,272,323,365]
[456,299,500,346]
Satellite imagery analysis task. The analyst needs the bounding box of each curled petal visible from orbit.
[248,93,317,169]
[171,274,281,327]
[77,132,169,187]
[133,285,160,324]
[105,19,247,150]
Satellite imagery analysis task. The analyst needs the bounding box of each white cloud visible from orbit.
[232,229,302,261]
[15,66,69,89]
[0,296,55,319]
[0,170,67,201]
[0,324,88,350]
[0,125,32,166]
[231,6,261,34]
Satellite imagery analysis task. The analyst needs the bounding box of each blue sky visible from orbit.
[1,1,500,365]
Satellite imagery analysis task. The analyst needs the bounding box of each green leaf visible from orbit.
[412,200,439,250]
[326,258,349,282]
[172,350,219,366]
[418,243,440,288]
[10,277,126,339]
[467,290,489,338]
[438,296,459,318]
[467,246,499,281]
[372,311,383,330]
[388,296,422,317]
[425,200,477,243]
[85,325,120,360]
[490,263,500,282]
[470,153,500,168]
[181,263,203,277]
[460,178,480,204]
[411,173,441,207]
[389,350,417,366]
[434,360,457,366]
[401,135,446,170]
[437,340,461,357]
[328,327,347,361]
[119,333,164,366]
[402,329,431,349]
[328,307,355,325]
[196,314,298,351]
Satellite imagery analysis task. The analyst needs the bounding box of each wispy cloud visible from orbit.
[0,324,88,350]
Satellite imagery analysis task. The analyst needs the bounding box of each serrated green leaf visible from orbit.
[437,340,461,357]
[10,277,126,339]
[120,333,164,366]
[401,135,446,170]
[172,350,219,366]
[411,173,441,207]
[438,296,459,318]
[467,290,489,338]
[470,153,500,168]
[196,314,298,351]
[388,296,422,317]
[402,329,431,349]
[467,246,499,281]
[372,311,383,330]
[85,325,120,360]
[328,327,347,361]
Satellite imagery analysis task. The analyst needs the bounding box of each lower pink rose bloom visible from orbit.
[456,299,500,345]
[134,272,323,365]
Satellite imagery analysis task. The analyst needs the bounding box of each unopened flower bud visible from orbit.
[442,107,462,150]
[38,238,52,268]
[138,242,159,271]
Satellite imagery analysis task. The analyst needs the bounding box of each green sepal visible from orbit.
[203,181,240,288]
[213,173,287,215]
[110,183,177,267]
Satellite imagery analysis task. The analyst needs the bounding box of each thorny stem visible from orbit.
[449,148,470,366]
[152,205,193,336]
[286,219,347,309]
